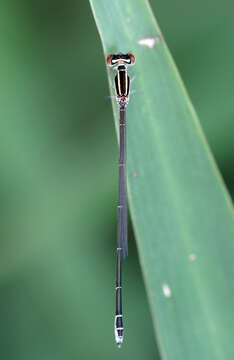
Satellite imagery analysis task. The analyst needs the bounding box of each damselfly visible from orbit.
[106,53,136,348]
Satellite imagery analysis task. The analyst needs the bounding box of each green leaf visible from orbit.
[90,0,234,358]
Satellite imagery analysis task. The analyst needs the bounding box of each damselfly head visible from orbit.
[106,53,135,69]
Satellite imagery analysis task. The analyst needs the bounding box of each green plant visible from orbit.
[90,0,234,358]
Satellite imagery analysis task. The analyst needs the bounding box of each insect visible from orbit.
[106,53,136,347]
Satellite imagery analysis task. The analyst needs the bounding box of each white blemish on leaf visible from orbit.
[138,35,162,49]
[189,253,197,261]
[162,283,171,298]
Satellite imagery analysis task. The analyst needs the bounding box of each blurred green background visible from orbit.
[0,0,233,359]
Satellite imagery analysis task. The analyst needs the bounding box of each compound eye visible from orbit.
[128,53,135,65]
[106,54,114,66]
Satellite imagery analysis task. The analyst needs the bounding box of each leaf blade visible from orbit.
[90,0,234,358]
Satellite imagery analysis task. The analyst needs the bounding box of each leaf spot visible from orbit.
[132,172,137,177]
[138,35,162,49]
[189,253,197,261]
[162,283,171,298]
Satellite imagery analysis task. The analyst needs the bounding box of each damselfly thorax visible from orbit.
[107,53,135,107]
